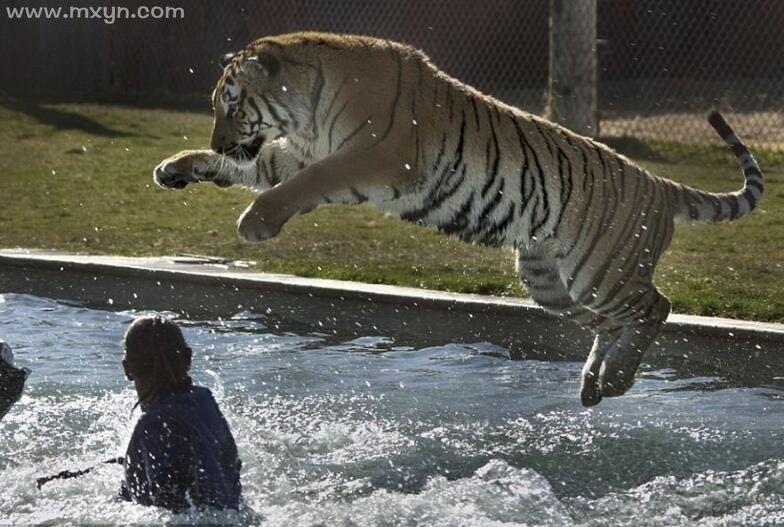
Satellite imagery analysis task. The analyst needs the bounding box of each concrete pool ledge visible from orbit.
[0,249,782,381]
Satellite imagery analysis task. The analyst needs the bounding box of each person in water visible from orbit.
[0,340,30,422]
[120,316,242,512]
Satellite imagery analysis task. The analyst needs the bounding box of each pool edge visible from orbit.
[0,249,781,378]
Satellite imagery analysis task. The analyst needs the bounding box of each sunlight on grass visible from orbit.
[1,99,782,321]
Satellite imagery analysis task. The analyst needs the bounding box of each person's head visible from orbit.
[122,316,193,409]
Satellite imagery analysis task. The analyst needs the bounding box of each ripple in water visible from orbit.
[0,293,782,525]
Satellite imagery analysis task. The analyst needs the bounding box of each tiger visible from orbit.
[153,32,764,406]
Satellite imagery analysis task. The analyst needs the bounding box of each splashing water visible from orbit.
[0,294,782,525]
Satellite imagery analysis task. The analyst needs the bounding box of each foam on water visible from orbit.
[0,293,782,526]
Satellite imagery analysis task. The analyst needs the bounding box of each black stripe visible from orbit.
[446,86,454,120]
[432,133,448,173]
[470,96,481,132]
[438,191,475,235]
[593,177,671,311]
[322,75,348,126]
[511,118,534,218]
[730,142,748,158]
[563,146,600,257]
[525,266,559,279]
[586,173,650,310]
[267,149,280,186]
[336,119,369,151]
[350,187,368,203]
[706,192,723,221]
[534,121,555,158]
[602,288,650,319]
[401,165,467,224]
[745,191,759,210]
[402,164,451,222]
[728,193,740,219]
[451,111,467,172]
[552,148,572,235]
[529,152,549,234]
[474,178,506,228]
[745,167,762,179]
[370,51,402,147]
[255,160,264,186]
[480,203,516,247]
[259,94,284,125]
[309,62,325,133]
[566,147,618,288]
[327,100,349,152]
[746,178,763,191]
[481,111,501,198]
[246,96,264,128]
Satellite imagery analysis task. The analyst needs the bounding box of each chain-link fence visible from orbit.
[2,0,783,150]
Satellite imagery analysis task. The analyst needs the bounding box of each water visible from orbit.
[0,293,782,526]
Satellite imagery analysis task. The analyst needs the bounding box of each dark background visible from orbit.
[2,0,783,142]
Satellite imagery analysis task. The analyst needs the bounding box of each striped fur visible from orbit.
[153,33,764,406]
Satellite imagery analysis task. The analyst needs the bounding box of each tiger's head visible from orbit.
[211,42,316,160]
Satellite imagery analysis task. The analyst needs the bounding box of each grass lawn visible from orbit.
[1,98,783,322]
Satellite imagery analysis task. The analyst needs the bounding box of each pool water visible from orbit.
[0,293,782,526]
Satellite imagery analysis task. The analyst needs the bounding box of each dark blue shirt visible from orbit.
[120,386,242,511]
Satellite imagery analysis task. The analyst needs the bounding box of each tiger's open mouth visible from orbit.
[228,138,264,161]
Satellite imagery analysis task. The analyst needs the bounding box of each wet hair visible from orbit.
[124,316,193,410]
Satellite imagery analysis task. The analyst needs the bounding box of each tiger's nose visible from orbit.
[209,130,224,152]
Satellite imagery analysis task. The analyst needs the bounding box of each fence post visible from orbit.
[545,0,598,136]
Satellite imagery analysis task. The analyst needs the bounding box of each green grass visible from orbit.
[1,98,783,322]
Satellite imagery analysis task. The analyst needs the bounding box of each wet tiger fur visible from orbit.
[154,32,764,406]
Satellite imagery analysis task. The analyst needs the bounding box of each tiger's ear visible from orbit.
[240,53,280,78]
[219,52,235,69]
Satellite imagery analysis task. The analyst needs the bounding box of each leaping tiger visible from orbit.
[154,32,764,406]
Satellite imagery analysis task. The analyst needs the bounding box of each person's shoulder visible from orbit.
[136,403,187,435]
[191,385,212,397]
[191,385,218,406]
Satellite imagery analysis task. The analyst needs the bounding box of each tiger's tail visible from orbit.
[672,111,764,224]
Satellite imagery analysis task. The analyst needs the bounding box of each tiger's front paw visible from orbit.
[237,201,284,243]
[153,150,221,190]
